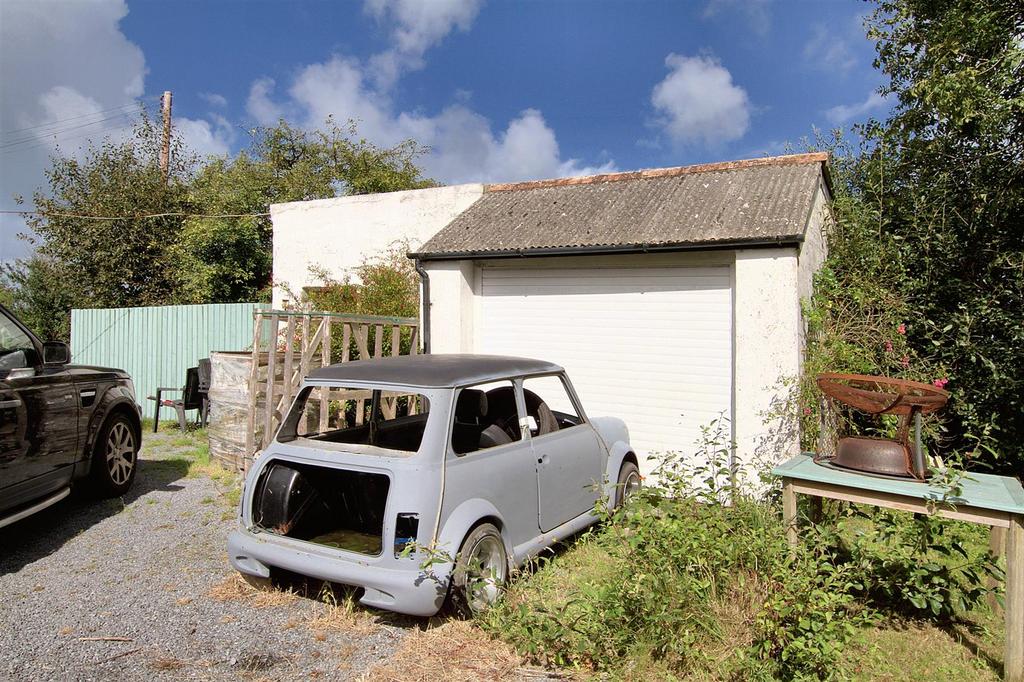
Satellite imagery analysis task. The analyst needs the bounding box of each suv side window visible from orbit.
[451,380,522,455]
[521,374,584,438]
[0,310,34,377]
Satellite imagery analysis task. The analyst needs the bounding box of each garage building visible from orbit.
[410,153,831,479]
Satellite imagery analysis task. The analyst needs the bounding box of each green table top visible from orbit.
[773,453,1024,515]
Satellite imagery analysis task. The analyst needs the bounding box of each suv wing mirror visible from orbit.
[42,341,70,366]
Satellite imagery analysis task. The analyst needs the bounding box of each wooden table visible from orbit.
[773,453,1024,682]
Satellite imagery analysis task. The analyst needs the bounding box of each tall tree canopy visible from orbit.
[809,0,1023,472]
[4,116,433,339]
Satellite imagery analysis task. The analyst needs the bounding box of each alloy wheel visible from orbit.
[106,422,136,485]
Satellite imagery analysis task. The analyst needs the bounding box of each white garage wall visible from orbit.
[733,248,802,485]
[270,184,483,308]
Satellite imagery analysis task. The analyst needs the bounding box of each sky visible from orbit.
[0,0,891,262]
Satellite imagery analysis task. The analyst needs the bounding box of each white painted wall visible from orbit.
[270,184,483,308]
[797,183,831,305]
[733,248,802,484]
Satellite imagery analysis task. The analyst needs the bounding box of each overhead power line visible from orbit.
[0,109,145,150]
[0,210,271,221]
[0,103,144,138]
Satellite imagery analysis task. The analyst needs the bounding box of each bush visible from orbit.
[483,418,1002,680]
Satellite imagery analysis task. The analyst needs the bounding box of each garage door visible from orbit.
[477,265,733,473]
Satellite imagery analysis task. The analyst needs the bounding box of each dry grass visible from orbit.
[150,655,187,671]
[359,619,559,682]
[206,573,298,608]
[306,601,377,638]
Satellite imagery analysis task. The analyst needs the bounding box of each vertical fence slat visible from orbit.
[262,314,280,448]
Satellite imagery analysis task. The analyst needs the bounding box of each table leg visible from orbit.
[152,389,161,433]
[782,478,798,548]
[1006,515,1023,682]
[990,525,1008,615]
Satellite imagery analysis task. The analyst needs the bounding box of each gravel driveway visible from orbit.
[0,430,413,681]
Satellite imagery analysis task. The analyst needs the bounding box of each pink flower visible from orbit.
[885,340,894,353]
[932,378,949,389]
[897,324,906,335]
[901,355,910,367]
[803,407,812,415]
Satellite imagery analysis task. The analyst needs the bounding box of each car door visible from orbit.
[524,374,604,533]
[441,381,539,551]
[0,309,79,512]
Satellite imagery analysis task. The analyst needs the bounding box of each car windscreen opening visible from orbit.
[252,460,390,556]
[277,386,430,453]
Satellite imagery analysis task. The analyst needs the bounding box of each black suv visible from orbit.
[0,304,141,528]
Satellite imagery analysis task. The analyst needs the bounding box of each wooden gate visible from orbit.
[244,310,419,456]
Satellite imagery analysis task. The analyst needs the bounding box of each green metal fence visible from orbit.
[70,303,268,420]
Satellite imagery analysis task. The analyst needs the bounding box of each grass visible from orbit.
[140,421,241,512]
[484,510,1008,681]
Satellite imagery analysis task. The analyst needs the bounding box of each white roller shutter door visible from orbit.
[477,264,733,473]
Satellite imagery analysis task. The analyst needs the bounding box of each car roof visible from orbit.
[306,354,564,388]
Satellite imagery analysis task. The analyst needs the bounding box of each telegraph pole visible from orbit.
[159,90,172,181]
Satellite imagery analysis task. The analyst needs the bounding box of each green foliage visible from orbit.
[173,118,433,303]
[9,115,433,336]
[485,417,1002,680]
[485,421,869,680]
[299,241,419,320]
[829,507,1002,621]
[852,0,1024,471]
[1,256,76,341]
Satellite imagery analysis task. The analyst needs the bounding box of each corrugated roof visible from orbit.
[413,153,829,259]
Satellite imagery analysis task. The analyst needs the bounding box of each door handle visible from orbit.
[0,399,22,409]
[537,454,548,464]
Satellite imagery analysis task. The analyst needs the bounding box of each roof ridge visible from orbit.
[484,152,829,193]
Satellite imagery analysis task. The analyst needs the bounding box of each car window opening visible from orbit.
[522,375,583,438]
[451,381,524,455]
[277,386,430,454]
[252,459,390,556]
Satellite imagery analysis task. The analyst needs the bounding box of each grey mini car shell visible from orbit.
[228,356,635,617]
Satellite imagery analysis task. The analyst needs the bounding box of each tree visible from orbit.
[828,1,1024,471]
[12,115,434,337]
[173,118,434,303]
[16,114,195,325]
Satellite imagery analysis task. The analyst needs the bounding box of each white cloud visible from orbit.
[650,53,751,148]
[247,78,285,126]
[703,0,772,37]
[364,0,483,88]
[803,24,857,74]
[176,115,234,158]
[825,91,889,125]
[0,0,235,260]
[200,92,228,108]
[246,0,611,185]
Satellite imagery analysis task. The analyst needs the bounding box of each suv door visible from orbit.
[0,309,78,513]
[523,374,604,533]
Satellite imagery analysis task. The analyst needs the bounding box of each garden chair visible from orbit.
[148,362,209,432]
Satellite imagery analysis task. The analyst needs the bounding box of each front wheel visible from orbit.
[450,523,508,617]
[615,461,641,507]
[89,413,139,497]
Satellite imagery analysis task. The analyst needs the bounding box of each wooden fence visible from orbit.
[244,310,420,454]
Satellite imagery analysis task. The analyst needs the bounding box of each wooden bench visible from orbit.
[774,453,1024,682]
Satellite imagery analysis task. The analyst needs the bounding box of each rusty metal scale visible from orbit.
[815,373,950,481]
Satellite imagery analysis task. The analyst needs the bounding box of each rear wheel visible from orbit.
[615,461,641,507]
[89,413,138,497]
[450,523,508,617]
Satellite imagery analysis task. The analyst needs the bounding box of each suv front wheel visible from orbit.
[90,413,139,497]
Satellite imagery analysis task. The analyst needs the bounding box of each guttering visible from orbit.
[411,235,803,262]
[413,258,431,354]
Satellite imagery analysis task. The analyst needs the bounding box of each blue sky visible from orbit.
[0,0,890,261]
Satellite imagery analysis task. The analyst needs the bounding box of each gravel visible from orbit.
[0,431,411,681]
